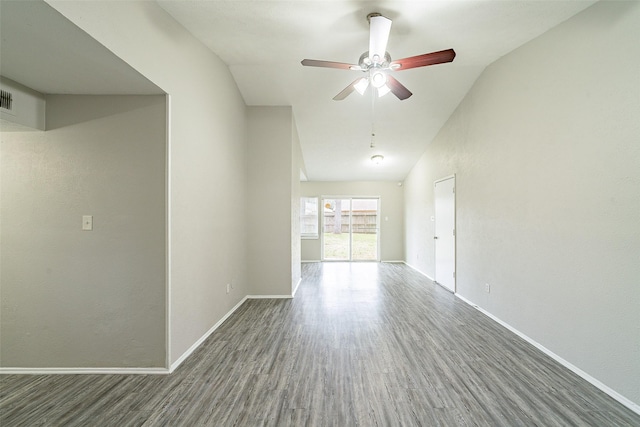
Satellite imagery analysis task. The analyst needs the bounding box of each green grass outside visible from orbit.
[323,232,377,260]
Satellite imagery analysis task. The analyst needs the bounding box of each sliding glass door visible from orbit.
[322,198,351,260]
[321,197,379,261]
[351,198,379,261]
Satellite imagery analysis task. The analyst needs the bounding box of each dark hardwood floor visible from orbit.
[1,262,638,426]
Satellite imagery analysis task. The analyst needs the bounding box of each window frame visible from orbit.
[300,196,319,239]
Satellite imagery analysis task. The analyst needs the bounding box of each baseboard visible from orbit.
[403,261,435,282]
[2,294,288,377]
[247,294,293,299]
[301,260,321,263]
[170,296,248,373]
[454,293,640,416]
[170,293,293,372]
[292,277,302,297]
[0,367,169,375]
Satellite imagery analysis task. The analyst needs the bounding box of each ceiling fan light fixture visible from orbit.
[371,71,386,88]
[377,84,391,97]
[371,154,384,165]
[354,77,370,95]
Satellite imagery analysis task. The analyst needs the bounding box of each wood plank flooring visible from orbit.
[1,262,639,426]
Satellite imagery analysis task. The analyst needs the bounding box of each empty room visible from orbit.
[1,0,638,425]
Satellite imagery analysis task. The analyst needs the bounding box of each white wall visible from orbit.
[1,95,166,367]
[47,1,250,366]
[301,181,404,262]
[404,1,640,407]
[247,106,302,296]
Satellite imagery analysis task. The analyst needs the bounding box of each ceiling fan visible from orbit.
[301,13,456,101]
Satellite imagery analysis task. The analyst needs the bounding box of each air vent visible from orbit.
[1,89,13,111]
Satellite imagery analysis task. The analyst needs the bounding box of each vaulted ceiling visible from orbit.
[1,1,597,181]
[157,0,596,181]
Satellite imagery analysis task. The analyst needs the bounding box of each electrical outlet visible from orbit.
[226,284,230,294]
[485,283,491,293]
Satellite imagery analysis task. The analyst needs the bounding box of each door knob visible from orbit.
[434,236,438,239]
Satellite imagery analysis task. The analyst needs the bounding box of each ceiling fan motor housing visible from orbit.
[358,51,391,88]
[358,51,391,69]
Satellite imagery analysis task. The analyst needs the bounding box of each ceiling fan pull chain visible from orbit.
[370,89,376,148]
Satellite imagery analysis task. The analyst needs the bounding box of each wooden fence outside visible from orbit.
[322,210,377,234]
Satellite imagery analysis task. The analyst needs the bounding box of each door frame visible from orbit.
[434,175,456,292]
[320,195,381,262]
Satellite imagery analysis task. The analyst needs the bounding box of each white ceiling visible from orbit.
[1,1,596,181]
[0,1,162,95]
[156,0,597,181]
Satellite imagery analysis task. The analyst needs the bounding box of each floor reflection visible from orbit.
[308,262,383,327]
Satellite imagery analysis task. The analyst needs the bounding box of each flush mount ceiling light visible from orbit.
[371,154,384,165]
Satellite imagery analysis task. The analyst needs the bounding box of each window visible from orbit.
[300,197,319,239]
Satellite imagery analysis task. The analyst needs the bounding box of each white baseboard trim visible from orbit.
[2,294,294,377]
[247,294,293,299]
[301,260,321,263]
[170,294,292,372]
[292,277,302,297]
[403,261,435,282]
[170,296,248,373]
[455,293,640,416]
[0,367,170,375]
[382,260,405,263]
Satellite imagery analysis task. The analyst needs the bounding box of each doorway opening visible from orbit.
[321,197,380,261]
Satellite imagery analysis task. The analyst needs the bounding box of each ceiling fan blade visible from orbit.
[332,78,363,100]
[368,15,392,62]
[301,59,358,70]
[390,49,456,71]
[386,75,412,100]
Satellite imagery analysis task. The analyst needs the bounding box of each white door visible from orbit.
[434,176,455,292]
